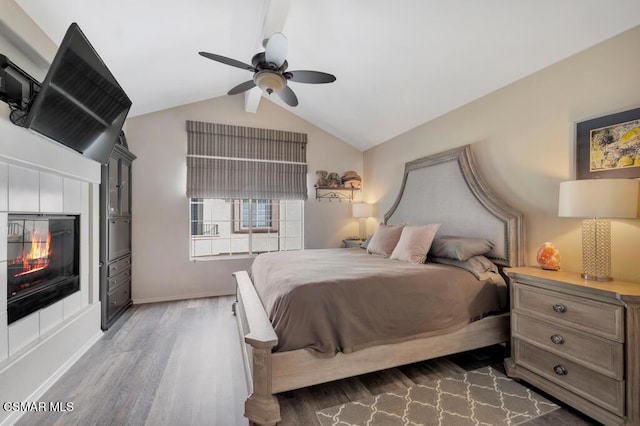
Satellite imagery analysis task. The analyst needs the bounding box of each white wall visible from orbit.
[126,96,362,302]
[364,25,640,281]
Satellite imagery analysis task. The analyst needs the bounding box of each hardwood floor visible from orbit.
[17,297,247,426]
[17,296,600,426]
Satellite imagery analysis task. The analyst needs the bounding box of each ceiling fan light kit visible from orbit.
[199,32,335,107]
[254,70,285,94]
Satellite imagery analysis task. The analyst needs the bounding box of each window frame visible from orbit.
[232,200,280,234]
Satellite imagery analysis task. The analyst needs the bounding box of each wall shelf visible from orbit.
[315,186,359,202]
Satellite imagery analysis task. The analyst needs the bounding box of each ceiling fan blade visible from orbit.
[199,51,256,72]
[287,70,336,84]
[265,32,288,68]
[277,85,298,107]
[228,80,256,95]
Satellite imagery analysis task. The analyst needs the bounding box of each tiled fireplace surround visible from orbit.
[0,118,103,425]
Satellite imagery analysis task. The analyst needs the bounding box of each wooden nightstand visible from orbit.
[341,238,364,248]
[504,267,640,425]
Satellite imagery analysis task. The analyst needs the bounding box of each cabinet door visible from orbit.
[120,161,130,215]
[108,157,120,214]
[108,218,131,261]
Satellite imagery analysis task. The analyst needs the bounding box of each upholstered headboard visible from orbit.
[385,145,524,267]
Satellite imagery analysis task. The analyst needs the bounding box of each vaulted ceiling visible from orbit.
[14,0,640,150]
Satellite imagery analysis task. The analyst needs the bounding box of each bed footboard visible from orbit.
[233,271,280,426]
[233,269,510,426]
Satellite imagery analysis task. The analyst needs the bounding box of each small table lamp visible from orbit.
[352,203,373,240]
[558,179,639,281]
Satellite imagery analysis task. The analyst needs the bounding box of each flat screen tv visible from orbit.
[23,23,131,164]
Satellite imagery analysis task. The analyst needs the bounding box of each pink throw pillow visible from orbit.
[366,223,405,257]
[390,224,441,264]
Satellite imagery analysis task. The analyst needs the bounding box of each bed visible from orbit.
[233,144,524,425]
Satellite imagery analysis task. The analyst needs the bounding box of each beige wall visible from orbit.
[126,96,363,302]
[364,25,640,281]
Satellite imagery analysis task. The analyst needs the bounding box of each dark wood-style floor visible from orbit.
[18,296,599,426]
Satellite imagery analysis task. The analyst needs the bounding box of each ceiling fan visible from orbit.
[199,33,336,107]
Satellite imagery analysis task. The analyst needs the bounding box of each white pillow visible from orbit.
[390,224,441,264]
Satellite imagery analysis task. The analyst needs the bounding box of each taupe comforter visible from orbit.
[249,248,506,356]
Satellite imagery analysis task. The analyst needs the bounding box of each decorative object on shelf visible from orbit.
[326,172,342,187]
[315,170,329,187]
[576,106,640,179]
[558,178,639,281]
[536,242,561,271]
[341,171,362,189]
[352,203,374,239]
[315,169,363,201]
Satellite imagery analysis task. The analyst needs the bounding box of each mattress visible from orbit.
[249,248,506,356]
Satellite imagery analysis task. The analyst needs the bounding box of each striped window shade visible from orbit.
[186,120,308,200]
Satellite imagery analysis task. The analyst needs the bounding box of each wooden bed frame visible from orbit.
[233,145,524,425]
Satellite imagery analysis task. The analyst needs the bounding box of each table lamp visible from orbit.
[558,179,639,281]
[352,203,373,240]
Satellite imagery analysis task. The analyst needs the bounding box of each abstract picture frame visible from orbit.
[576,106,640,180]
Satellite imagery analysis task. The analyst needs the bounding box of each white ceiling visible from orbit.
[14,0,640,151]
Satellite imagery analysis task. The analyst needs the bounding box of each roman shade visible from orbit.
[186,120,308,200]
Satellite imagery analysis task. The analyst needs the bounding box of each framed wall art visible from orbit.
[576,106,640,179]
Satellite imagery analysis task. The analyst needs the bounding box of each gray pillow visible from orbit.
[359,235,372,249]
[431,255,507,309]
[429,236,493,261]
[430,255,498,280]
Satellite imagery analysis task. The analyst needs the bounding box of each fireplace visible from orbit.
[7,214,80,324]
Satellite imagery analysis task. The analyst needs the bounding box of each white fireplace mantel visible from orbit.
[0,108,103,426]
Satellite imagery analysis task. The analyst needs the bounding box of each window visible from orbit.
[190,199,219,236]
[233,200,279,233]
[186,121,307,259]
[190,198,303,259]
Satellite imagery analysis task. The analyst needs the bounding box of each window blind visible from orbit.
[186,121,308,200]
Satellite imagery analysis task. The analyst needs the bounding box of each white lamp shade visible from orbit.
[352,203,373,218]
[559,179,639,218]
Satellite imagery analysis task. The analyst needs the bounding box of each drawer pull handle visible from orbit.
[552,303,566,313]
[553,365,568,376]
[550,334,564,344]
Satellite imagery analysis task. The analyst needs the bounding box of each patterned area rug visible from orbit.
[315,366,559,426]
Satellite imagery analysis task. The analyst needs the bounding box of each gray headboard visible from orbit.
[385,145,524,267]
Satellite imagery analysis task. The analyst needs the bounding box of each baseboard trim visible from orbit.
[133,290,233,305]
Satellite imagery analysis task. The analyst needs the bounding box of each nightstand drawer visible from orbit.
[514,340,625,416]
[513,283,623,341]
[513,313,623,379]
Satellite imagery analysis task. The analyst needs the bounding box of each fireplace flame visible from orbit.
[14,230,51,277]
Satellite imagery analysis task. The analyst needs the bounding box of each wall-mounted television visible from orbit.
[22,23,131,164]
